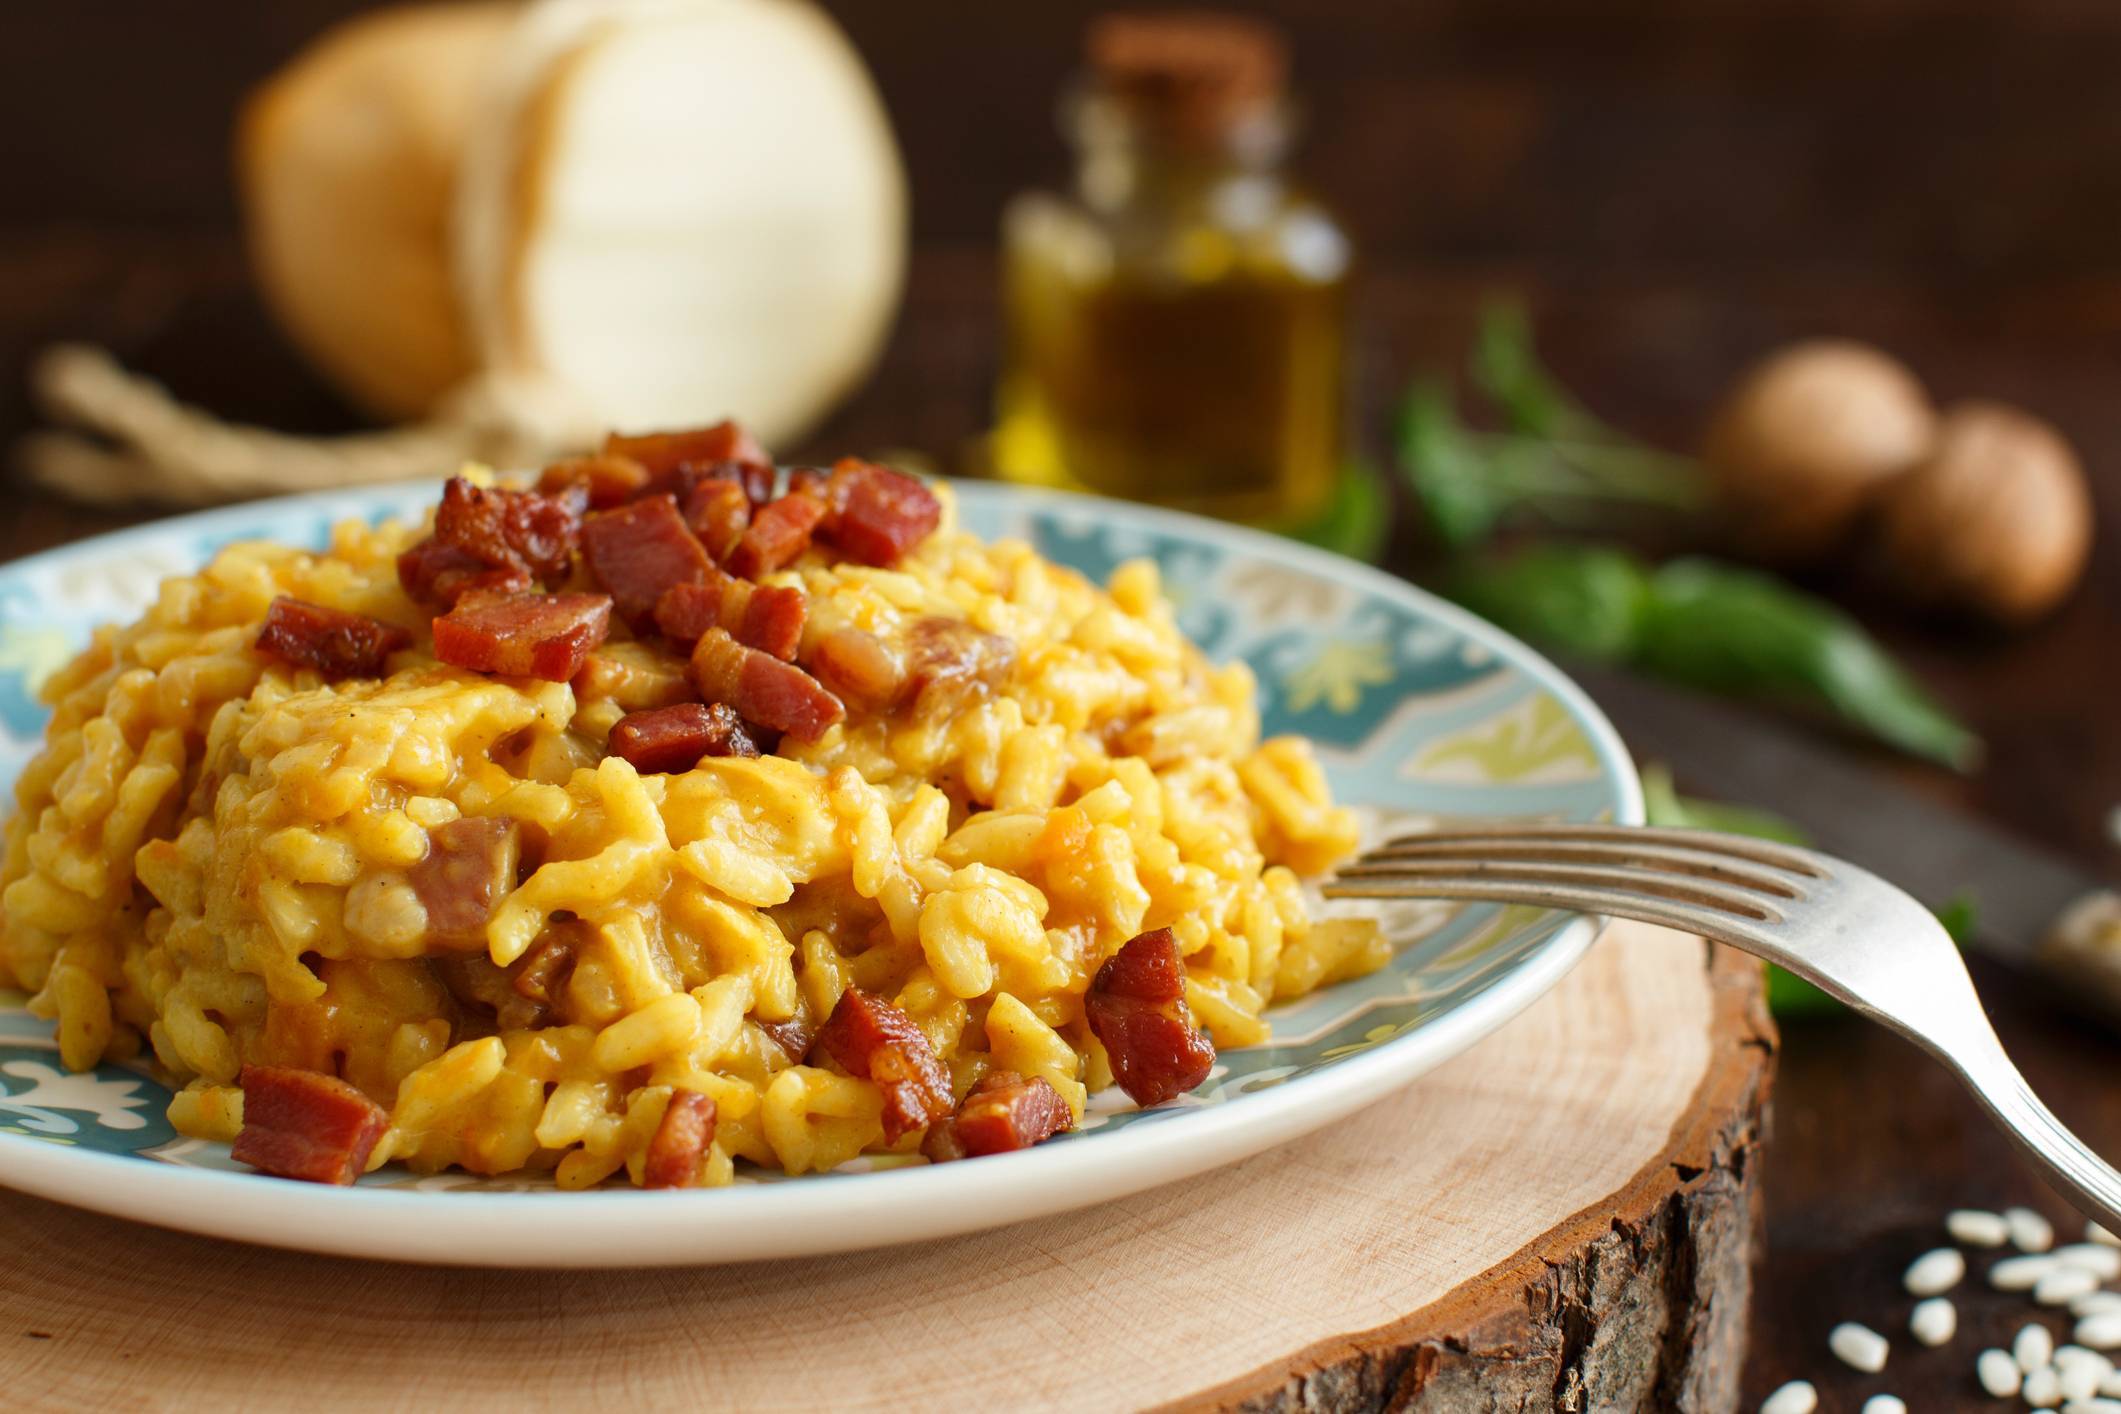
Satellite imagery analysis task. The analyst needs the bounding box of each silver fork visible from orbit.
[1327,822,2121,1234]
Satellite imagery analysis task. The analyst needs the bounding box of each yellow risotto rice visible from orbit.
[0,481,1382,1185]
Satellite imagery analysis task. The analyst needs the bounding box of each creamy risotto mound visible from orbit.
[0,425,1382,1188]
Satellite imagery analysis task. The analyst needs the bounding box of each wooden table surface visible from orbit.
[7,2,2121,1406]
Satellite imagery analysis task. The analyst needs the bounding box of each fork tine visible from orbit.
[1330,859,1786,922]
[1348,838,1806,899]
[1320,875,1741,939]
[1379,823,1825,877]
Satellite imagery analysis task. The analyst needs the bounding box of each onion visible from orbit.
[239,0,907,447]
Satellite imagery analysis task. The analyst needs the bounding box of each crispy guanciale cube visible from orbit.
[255,597,411,680]
[607,702,760,773]
[813,989,953,1143]
[642,1090,719,1189]
[1084,927,1216,1108]
[230,1064,390,1185]
[432,591,612,682]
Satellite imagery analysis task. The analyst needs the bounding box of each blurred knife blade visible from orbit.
[1570,664,2117,989]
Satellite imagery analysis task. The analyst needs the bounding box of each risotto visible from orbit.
[0,424,1382,1188]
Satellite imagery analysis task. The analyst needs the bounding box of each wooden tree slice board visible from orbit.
[0,923,1772,1411]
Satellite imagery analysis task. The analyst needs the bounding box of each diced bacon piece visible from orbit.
[606,421,770,477]
[905,617,1015,708]
[804,618,1012,717]
[736,583,806,660]
[608,702,759,773]
[808,627,904,713]
[396,536,531,609]
[822,462,942,567]
[653,574,807,661]
[757,1017,817,1063]
[538,453,652,509]
[813,989,953,1144]
[512,923,584,1006]
[681,475,752,560]
[690,628,844,742]
[674,459,776,510]
[1093,925,1186,1003]
[408,816,521,947]
[432,476,584,585]
[1084,927,1216,1108]
[255,597,410,680]
[433,591,612,682]
[231,1064,389,1185]
[579,495,715,628]
[922,1070,1073,1162]
[786,467,830,501]
[727,492,827,579]
[642,1090,718,1189]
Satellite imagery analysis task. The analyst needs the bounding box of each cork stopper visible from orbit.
[1085,11,1287,146]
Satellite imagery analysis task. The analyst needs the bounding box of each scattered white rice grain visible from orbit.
[2061,1399,2121,1414]
[1951,1208,2013,1247]
[2059,1245,2121,1280]
[2078,1313,2121,1350]
[1759,1379,1817,1414]
[2090,1221,2121,1248]
[2013,1206,2060,1253]
[2023,1323,2061,1370]
[1998,1255,2064,1290]
[2043,1268,2104,1306]
[1831,1320,1891,1373]
[1981,1346,2026,1396]
[2060,1347,2113,1402]
[2073,1292,2121,1319]
[1861,1397,1905,1414]
[1905,1246,1967,1295]
[2028,1364,2066,1407]
[1911,1296,1957,1347]
[2105,1368,2121,1397]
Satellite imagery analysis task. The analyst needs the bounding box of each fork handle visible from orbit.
[1946,1045,2121,1239]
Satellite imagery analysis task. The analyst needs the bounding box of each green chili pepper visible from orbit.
[1638,558,1980,771]
[1449,544,1980,771]
[1448,542,1651,662]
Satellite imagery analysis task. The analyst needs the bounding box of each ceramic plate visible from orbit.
[0,480,1638,1266]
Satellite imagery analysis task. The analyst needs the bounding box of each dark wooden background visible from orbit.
[5,2,2121,1404]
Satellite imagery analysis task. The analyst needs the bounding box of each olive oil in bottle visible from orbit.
[996,12,1352,525]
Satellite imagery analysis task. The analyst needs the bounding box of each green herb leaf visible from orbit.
[1448,543,1652,662]
[1637,559,1981,772]
[1471,301,1612,443]
[1395,379,1503,548]
[1934,892,1980,944]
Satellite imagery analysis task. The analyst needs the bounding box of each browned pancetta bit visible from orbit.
[812,989,954,1144]
[230,1064,390,1185]
[1083,927,1216,1108]
[255,597,412,680]
[642,1090,719,1189]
